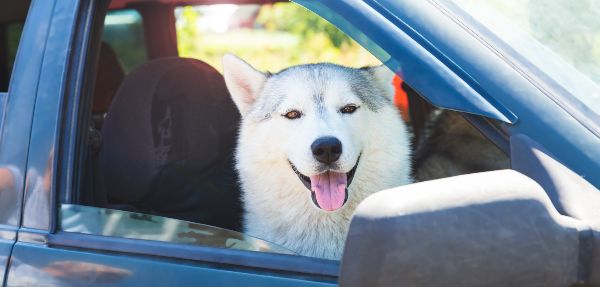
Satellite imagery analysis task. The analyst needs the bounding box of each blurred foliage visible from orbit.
[257,3,351,48]
[177,6,201,58]
[176,3,380,72]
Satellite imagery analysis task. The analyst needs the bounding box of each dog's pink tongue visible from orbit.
[310,172,347,211]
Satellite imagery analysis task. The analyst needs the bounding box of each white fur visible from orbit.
[223,55,412,260]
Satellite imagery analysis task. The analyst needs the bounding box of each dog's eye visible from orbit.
[340,104,359,114]
[283,110,302,120]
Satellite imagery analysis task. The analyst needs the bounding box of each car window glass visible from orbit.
[5,23,23,86]
[60,204,293,254]
[1,23,25,92]
[441,0,600,119]
[450,0,600,84]
[102,9,147,73]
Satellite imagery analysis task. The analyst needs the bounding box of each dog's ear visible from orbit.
[365,65,396,100]
[222,54,267,116]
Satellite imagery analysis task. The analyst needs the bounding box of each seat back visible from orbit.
[99,57,242,230]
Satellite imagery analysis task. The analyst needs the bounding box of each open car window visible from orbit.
[60,204,293,254]
[62,1,380,265]
[56,0,508,270]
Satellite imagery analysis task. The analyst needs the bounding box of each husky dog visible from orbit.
[222,55,411,260]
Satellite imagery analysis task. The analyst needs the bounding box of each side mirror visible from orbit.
[340,170,591,287]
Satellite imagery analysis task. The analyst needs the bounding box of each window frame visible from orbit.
[48,231,339,280]
[48,0,339,282]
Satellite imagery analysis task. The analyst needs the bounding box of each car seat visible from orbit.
[98,57,242,231]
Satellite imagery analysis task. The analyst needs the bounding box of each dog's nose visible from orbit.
[311,137,342,164]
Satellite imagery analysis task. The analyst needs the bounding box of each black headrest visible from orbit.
[99,57,240,206]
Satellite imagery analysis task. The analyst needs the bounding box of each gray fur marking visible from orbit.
[313,91,326,118]
[354,68,391,111]
[248,63,389,121]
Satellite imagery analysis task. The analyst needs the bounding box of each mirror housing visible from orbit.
[340,170,590,287]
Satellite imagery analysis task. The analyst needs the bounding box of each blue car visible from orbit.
[0,0,599,286]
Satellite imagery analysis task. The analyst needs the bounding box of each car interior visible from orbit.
[2,0,509,246]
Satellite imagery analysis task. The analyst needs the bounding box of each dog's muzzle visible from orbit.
[289,155,360,211]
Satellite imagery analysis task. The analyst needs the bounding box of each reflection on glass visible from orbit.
[451,0,600,82]
[60,204,294,254]
[0,166,19,225]
[444,0,600,115]
[44,261,132,284]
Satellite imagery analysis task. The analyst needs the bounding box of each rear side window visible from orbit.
[102,9,147,73]
[1,22,25,92]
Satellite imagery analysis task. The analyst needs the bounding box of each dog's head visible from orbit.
[223,54,398,212]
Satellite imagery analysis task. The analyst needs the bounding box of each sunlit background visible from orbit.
[102,0,600,87]
[174,3,381,72]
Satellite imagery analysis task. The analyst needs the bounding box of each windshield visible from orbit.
[440,0,600,118]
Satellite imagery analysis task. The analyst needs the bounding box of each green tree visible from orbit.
[176,6,202,57]
[257,3,351,48]
[175,3,379,72]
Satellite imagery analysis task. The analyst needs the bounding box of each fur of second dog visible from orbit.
[222,55,412,259]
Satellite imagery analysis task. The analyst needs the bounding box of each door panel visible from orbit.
[0,228,16,283]
[7,244,336,287]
